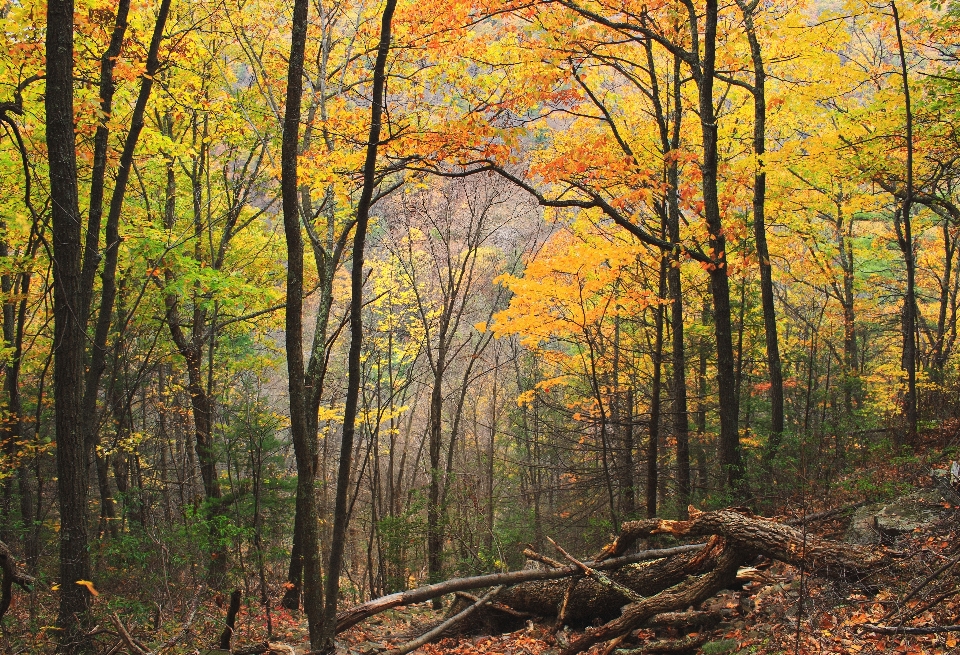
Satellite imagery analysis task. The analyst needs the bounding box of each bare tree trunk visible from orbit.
[318,1,397,649]
[737,0,785,460]
[46,0,93,647]
[647,260,666,518]
[892,0,917,445]
[279,0,324,641]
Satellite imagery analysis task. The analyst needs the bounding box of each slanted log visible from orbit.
[598,507,886,579]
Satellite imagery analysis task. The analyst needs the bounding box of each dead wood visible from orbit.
[559,539,743,655]
[335,544,704,633]
[385,586,504,655]
[614,633,708,654]
[0,540,34,620]
[452,591,534,619]
[462,540,725,630]
[640,609,722,631]
[597,507,887,579]
[860,623,960,634]
[219,589,242,650]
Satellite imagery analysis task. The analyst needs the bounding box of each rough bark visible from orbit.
[318,0,397,649]
[46,0,94,649]
[737,0,785,452]
[598,508,887,579]
[558,541,742,655]
[280,0,324,639]
[334,545,706,633]
[0,540,34,620]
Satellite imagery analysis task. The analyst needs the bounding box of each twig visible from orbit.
[383,585,505,655]
[548,537,646,603]
[523,548,565,569]
[880,549,960,623]
[111,613,150,655]
[157,588,203,654]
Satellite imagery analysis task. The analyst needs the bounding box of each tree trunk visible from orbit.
[46,0,94,649]
[318,1,397,649]
[648,261,666,518]
[697,0,743,495]
[280,0,324,639]
[737,1,785,460]
[892,0,917,446]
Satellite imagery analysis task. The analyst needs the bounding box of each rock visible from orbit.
[846,488,944,545]
[931,465,960,505]
[846,502,886,545]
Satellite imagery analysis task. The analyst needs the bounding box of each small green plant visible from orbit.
[701,639,739,654]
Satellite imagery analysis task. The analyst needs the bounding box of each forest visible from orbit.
[2,0,960,653]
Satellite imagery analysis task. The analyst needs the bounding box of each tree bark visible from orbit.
[892,0,917,445]
[318,0,397,649]
[280,0,324,641]
[46,0,94,648]
[737,0,785,460]
[696,0,744,496]
[598,508,887,578]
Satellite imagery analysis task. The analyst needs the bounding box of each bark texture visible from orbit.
[598,508,887,579]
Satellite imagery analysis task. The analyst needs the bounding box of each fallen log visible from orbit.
[640,609,723,631]
[597,507,887,579]
[560,539,743,655]
[448,540,725,631]
[335,544,704,632]
[615,633,708,654]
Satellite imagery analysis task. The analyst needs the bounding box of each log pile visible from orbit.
[336,507,891,655]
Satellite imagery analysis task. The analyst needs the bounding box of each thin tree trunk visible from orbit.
[737,0,785,460]
[648,259,667,518]
[318,1,397,649]
[280,0,323,640]
[696,0,743,495]
[892,0,916,445]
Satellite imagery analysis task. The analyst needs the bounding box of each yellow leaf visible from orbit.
[76,580,99,596]
[474,321,487,333]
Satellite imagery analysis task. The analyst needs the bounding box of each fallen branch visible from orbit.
[384,586,505,655]
[614,633,708,654]
[783,500,871,526]
[452,591,534,619]
[157,588,203,654]
[640,609,722,631]
[111,613,150,655]
[860,623,960,634]
[549,537,645,603]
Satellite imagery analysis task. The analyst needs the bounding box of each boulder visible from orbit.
[846,488,944,545]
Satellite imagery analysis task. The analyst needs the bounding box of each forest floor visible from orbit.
[3,429,959,654]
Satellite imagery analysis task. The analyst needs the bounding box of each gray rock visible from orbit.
[845,488,944,544]
[931,465,960,506]
[846,501,886,545]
